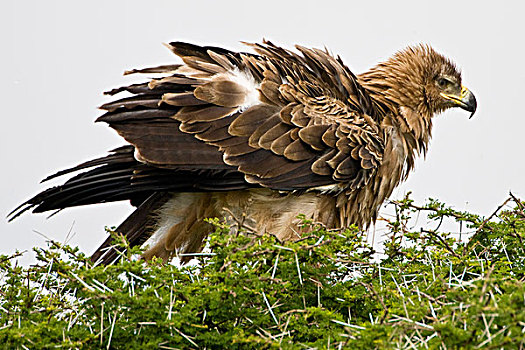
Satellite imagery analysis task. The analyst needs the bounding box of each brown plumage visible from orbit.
[9,41,477,264]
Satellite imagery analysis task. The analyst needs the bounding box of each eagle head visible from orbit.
[360,44,477,119]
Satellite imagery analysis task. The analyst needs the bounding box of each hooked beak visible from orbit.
[440,86,477,119]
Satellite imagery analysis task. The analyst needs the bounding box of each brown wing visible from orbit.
[97,41,385,191]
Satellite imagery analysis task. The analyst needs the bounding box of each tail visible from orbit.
[90,191,172,265]
[8,146,249,264]
[8,146,149,221]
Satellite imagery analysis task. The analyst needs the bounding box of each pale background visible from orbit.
[2,1,524,264]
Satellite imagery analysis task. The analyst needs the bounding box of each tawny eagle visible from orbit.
[9,41,476,264]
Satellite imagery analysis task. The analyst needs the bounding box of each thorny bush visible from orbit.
[1,193,525,349]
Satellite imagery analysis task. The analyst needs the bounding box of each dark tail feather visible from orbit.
[7,146,145,222]
[90,192,172,265]
[8,145,252,223]
[8,146,253,265]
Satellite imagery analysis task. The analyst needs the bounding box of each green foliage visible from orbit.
[1,194,525,349]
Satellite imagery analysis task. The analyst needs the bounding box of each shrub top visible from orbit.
[1,194,525,349]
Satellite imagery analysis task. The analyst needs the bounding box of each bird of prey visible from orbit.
[9,41,476,264]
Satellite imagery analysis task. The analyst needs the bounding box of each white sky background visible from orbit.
[1,1,524,264]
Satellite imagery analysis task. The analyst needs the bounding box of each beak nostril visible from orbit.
[460,86,468,98]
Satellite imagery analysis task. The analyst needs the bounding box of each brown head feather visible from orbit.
[359,44,462,118]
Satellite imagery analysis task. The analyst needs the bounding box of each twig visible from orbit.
[106,310,117,350]
[0,251,26,264]
[479,265,496,304]
[173,327,198,348]
[359,282,389,324]
[262,290,279,325]
[221,207,257,233]
[474,197,512,235]
[420,229,461,259]
[464,197,513,255]
[331,319,365,330]
[509,192,525,217]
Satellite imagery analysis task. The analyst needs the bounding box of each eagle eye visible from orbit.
[437,77,449,88]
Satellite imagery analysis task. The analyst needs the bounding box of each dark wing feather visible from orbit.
[11,41,386,220]
[93,41,386,191]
